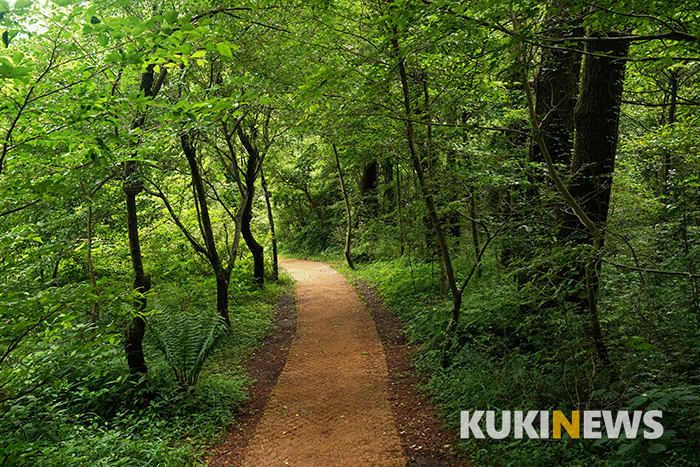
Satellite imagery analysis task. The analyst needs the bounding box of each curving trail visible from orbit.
[241,259,406,467]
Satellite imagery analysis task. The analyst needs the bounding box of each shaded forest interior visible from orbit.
[2,0,700,465]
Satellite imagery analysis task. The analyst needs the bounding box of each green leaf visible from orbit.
[164,10,177,24]
[647,443,666,454]
[90,15,100,24]
[14,0,32,8]
[215,42,232,59]
[629,395,648,408]
[105,52,121,63]
[2,30,9,47]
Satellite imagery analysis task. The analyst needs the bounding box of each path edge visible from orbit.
[205,288,297,467]
[351,279,472,467]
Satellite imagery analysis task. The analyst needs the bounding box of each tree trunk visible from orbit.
[237,126,265,288]
[261,169,278,281]
[181,132,231,326]
[470,192,482,278]
[242,186,264,287]
[520,2,582,305]
[122,66,157,377]
[529,2,582,168]
[560,34,629,372]
[561,36,629,240]
[86,203,98,322]
[391,31,462,368]
[383,159,395,214]
[333,143,355,269]
[661,68,679,194]
[361,160,379,217]
[123,171,149,376]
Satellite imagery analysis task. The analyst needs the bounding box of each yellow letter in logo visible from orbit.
[553,411,580,439]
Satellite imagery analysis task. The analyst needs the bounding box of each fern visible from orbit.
[148,308,226,388]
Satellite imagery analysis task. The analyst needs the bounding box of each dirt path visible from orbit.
[241,259,406,467]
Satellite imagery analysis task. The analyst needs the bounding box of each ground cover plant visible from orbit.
[2,0,700,465]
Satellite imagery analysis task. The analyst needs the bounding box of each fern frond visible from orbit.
[147,307,226,388]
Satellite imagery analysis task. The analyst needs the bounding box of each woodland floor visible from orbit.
[206,259,470,467]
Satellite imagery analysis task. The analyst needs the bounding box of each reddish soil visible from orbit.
[206,289,297,467]
[353,280,471,467]
[206,259,470,467]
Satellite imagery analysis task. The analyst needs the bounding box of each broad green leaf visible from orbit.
[215,42,232,59]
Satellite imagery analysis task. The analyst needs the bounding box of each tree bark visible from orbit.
[529,3,582,168]
[559,34,629,372]
[237,125,265,288]
[180,132,231,326]
[561,35,629,241]
[123,65,160,376]
[261,169,279,281]
[333,143,355,269]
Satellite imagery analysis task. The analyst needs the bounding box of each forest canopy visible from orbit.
[1,0,700,465]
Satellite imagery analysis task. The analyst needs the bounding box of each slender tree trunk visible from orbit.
[180,132,231,326]
[383,159,395,214]
[391,31,461,368]
[361,160,379,217]
[86,203,98,322]
[242,185,264,287]
[237,127,265,287]
[396,159,405,256]
[261,169,278,281]
[122,66,157,377]
[333,143,355,269]
[470,192,482,278]
[123,170,150,376]
[421,74,449,297]
[661,68,679,194]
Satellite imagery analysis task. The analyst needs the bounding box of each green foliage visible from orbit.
[3,0,700,465]
[349,252,700,466]
[0,273,280,465]
[148,308,226,388]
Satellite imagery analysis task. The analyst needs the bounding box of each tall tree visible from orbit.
[123,64,166,376]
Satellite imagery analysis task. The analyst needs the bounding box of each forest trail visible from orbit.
[241,259,406,467]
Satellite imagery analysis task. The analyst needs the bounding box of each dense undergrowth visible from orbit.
[0,265,289,466]
[340,255,700,467]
